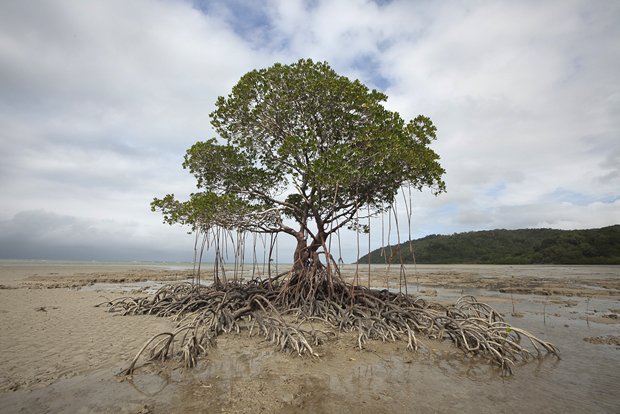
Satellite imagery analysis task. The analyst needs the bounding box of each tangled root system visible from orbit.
[101,268,559,376]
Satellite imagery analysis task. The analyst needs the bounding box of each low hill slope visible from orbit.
[358,225,620,265]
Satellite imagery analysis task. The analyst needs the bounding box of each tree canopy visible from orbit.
[152,58,445,271]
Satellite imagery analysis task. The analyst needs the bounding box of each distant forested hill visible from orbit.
[358,225,620,265]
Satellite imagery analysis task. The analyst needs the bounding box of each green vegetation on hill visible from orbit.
[359,225,620,265]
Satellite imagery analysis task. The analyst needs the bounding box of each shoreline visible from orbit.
[1,264,619,413]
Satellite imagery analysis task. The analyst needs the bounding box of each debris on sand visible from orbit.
[583,335,620,346]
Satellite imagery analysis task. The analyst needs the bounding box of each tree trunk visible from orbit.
[292,232,331,283]
[292,232,309,274]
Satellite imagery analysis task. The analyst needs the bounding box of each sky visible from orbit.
[0,0,618,263]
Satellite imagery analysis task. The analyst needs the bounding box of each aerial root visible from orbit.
[249,313,321,356]
[107,271,559,376]
[123,332,174,375]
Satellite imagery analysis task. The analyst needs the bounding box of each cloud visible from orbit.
[374,1,620,236]
[0,210,194,261]
[0,0,618,262]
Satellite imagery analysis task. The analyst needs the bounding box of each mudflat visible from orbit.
[1,263,619,413]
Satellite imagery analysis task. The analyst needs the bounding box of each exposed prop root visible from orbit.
[105,270,560,376]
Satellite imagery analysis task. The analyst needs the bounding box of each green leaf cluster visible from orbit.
[153,59,445,247]
[150,191,263,232]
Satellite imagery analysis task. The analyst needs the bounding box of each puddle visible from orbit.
[80,280,170,294]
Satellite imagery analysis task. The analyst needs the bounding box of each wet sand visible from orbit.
[1,263,619,413]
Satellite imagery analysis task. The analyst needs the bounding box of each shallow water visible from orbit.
[341,263,620,280]
[1,264,619,413]
[80,280,170,294]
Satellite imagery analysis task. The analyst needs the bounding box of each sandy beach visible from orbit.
[1,262,619,413]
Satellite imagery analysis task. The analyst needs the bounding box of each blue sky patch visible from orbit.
[351,53,391,91]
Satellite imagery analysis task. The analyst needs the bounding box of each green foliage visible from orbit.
[150,191,259,232]
[360,225,620,265]
[153,59,445,251]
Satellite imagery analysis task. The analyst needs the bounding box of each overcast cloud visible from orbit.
[0,0,618,262]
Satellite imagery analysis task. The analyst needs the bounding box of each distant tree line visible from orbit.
[359,225,620,265]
